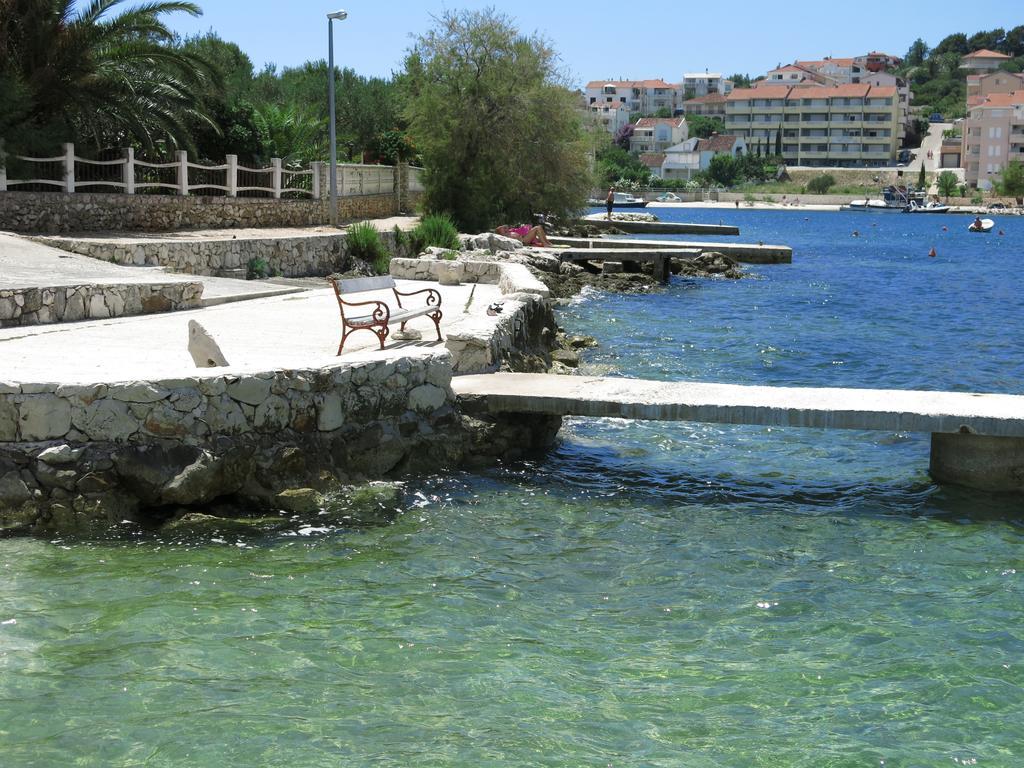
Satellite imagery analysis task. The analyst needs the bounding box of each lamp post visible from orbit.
[327,9,347,226]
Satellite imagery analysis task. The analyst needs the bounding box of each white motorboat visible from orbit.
[587,192,648,208]
[841,185,927,212]
[904,200,952,214]
[968,218,995,233]
[655,192,682,202]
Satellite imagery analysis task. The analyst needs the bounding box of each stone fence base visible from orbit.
[0,282,203,328]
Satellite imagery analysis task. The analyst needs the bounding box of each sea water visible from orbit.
[1,209,1022,766]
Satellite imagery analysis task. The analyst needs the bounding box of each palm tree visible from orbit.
[0,0,217,154]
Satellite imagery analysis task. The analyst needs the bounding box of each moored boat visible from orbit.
[968,218,995,232]
[904,200,952,214]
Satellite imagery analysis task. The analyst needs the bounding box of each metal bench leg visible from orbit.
[428,309,443,341]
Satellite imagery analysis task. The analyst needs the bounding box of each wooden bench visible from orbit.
[329,275,443,354]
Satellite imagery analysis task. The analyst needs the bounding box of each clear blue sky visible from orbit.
[121,1,1021,86]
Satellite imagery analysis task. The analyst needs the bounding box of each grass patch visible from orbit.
[346,221,392,275]
[411,213,461,253]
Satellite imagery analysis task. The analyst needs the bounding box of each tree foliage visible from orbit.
[707,154,740,187]
[596,145,649,186]
[0,0,217,154]
[687,115,725,139]
[996,160,1024,201]
[402,8,591,232]
[937,170,959,200]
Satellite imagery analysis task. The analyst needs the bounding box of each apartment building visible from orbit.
[725,83,901,167]
[967,71,1024,108]
[681,92,728,117]
[962,91,1024,189]
[586,101,635,134]
[629,117,689,154]
[682,73,733,98]
[584,79,682,118]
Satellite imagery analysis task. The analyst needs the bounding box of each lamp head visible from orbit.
[327,9,348,20]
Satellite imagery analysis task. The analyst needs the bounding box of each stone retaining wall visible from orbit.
[0,282,203,328]
[0,354,461,534]
[0,188,424,234]
[38,231,411,278]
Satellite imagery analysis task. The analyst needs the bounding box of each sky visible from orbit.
[120,0,1022,86]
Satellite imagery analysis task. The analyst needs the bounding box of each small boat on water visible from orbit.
[968,218,995,233]
[841,185,927,213]
[655,192,682,203]
[904,200,952,214]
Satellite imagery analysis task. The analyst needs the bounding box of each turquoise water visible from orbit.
[2,209,1023,766]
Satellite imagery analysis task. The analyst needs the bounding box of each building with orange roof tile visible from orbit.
[630,118,689,154]
[584,79,682,131]
[962,90,1024,188]
[726,83,901,167]
[961,49,1012,73]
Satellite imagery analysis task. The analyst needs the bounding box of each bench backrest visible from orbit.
[334,275,396,295]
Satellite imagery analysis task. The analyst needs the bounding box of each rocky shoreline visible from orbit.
[0,225,737,538]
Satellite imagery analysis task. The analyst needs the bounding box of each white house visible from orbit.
[960,49,1012,73]
[682,72,732,98]
[584,79,682,117]
[629,117,689,154]
[660,134,747,180]
[587,101,635,134]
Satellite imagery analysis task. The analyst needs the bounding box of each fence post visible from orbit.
[0,139,6,192]
[226,154,238,197]
[271,158,282,199]
[176,150,188,195]
[64,142,75,193]
[123,147,135,194]
[311,161,321,199]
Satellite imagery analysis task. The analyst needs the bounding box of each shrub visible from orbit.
[806,174,835,194]
[971,193,984,205]
[346,221,391,275]
[411,213,461,252]
[247,257,269,280]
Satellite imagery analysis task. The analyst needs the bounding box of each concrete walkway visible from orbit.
[0,279,500,383]
[453,373,1024,437]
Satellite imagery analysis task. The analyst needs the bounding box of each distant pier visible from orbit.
[552,236,792,265]
[580,217,740,236]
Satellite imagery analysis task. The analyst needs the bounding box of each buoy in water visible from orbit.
[928,247,937,258]
[852,230,860,237]
[999,230,1005,236]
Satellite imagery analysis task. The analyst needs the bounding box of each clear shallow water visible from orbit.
[2,209,1023,767]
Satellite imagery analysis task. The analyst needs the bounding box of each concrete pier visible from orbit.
[552,236,792,265]
[454,373,1024,491]
[559,248,701,282]
[580,218,740,236]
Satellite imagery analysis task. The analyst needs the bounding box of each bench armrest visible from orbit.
[393,286,442,310]
[337,297,390,326]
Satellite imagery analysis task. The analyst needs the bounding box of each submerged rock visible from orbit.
[677,252,744,279]
[319,481,406,526]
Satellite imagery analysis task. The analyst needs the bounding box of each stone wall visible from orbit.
[38,231,411,279]
[0,281,203,328]
[0,354,462,534]
[0,188,424,234]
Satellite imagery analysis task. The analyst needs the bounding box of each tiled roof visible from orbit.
[697,134,738,152]
[770,64,811,73]
[634,117,684,128]
[827,83,871,98]
[728,86,792,100]
[639,153,666,168]
[866,86,897,98]
[965,49,1011,59]
[977,90,1024,107]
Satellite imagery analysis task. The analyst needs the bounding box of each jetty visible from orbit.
[580,217,739,236]
[552,236,792,265]
[453,373,1024,492]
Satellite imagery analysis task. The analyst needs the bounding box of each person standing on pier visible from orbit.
[605,187,615,220]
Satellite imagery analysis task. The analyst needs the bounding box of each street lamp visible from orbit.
[327,9,348,226]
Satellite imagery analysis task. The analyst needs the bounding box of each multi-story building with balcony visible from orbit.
[725,83,900,167]
[586,101,635,135]
[682,72,733,99]
[681,92,728,117]
[629,117,689,154]
[967,71,1024,108]
[584,79,682,121]
[962,91,1024,189]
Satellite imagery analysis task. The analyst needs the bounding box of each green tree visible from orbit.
[727,73,751,88]
[0,0,216,154]
[774,125,782,157]
[251,104,324,164]
[806,174,834,194]
[937,170,959,200]
[595,145,649,186]
[932,32,968,57]
[905,38,929,66]
[686,115,725,139]
[917,164,926,189]
[403,8,591,231]
[996,159,1024,203]
[707,154,740,187]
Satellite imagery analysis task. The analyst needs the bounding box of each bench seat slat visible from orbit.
[347,306,433,325]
